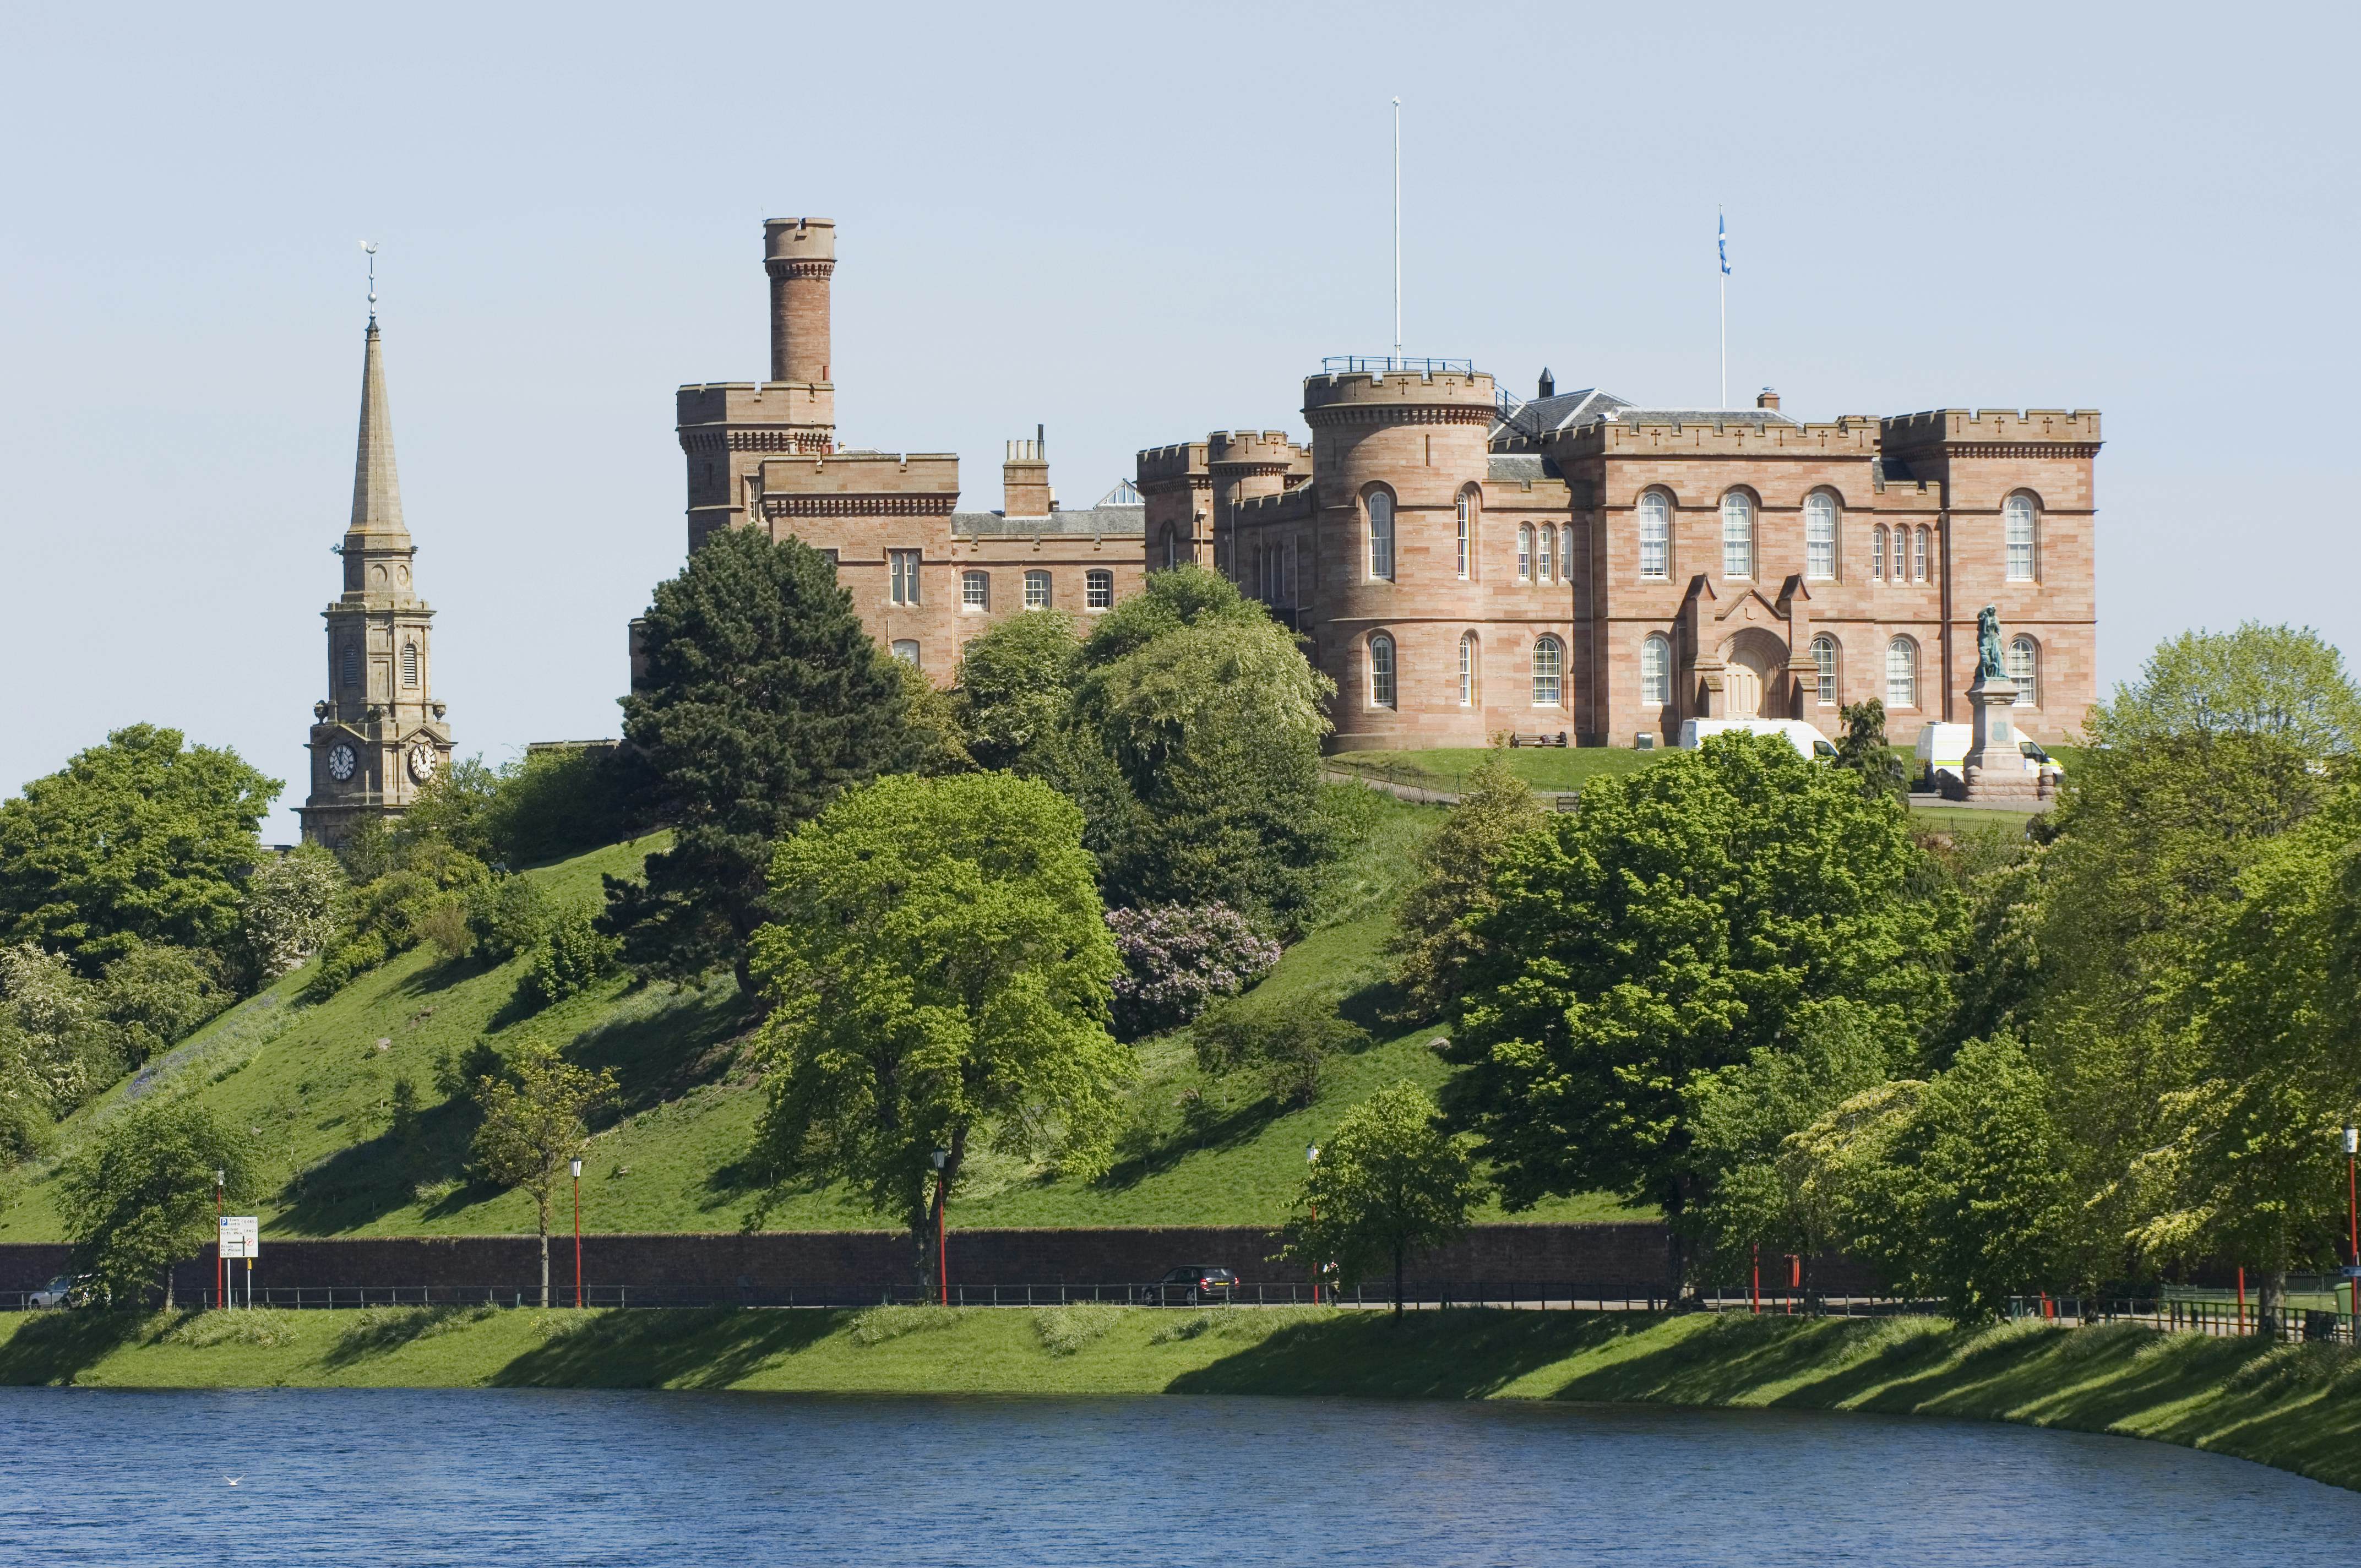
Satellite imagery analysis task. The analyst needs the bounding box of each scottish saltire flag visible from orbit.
[1719,210,1730,276]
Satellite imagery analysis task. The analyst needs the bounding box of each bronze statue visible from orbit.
[1978,605,2006,681]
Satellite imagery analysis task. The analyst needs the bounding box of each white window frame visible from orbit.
[1517,524,1533,581]
[1640,634,1670,706]
[1560,525,1574,584]
[1804,493,1837,580]
[1085,569,1113,611]
[1369,633,1396,709]
[1024,569,1052,610]
[1367,491,1395,580]
[1455,493,1471,579]
[2005,494,2038,581]
[890,549,922,606]
[1537,522,1555,582]
[1721,492,1754,579]
[1638,491,1670,580]
[1912,526,1929,583]
[1811,634,1838,706]
[2008,635,2038,706]
[1886,638,1917,710]
[1871,525,1886,581]
[1457,631,1477,706]
[890,639,921,667]
[1532,636,1563,707]
[961,570,989,611]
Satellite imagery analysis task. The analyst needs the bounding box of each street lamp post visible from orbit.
[214,1168,225,1310]
[930,1146,950,1306]
[570,1157,583,1309]
[2344,1127,2358,1330]
[1305,1142,1320,1306]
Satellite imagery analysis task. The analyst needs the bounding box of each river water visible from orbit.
[4,1387,2355,1565]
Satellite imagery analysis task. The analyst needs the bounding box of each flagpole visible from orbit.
[1392,96,1402,362]
[1718,206,1727,408]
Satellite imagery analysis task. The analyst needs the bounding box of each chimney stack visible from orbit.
[1003,439,1051,518]
[1537,368,1555,399]
[763,217,837,384]
[1755,386,1781,411]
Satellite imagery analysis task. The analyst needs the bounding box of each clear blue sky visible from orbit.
[3,2,2354,840]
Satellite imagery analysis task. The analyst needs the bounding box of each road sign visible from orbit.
[219,1216,259,1260]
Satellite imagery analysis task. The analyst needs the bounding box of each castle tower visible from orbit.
[298,314,453,847]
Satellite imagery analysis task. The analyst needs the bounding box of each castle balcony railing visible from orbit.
[1320,355,1477,377]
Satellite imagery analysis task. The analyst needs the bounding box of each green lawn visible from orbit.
[5,1305,2353,1493]
[0,793,1636,1242]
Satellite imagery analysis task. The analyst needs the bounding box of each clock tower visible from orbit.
[298,308,453,847]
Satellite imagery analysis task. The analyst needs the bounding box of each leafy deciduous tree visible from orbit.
[58,1096,253,1309]
[471,1046,617,1306]
[1386,753,1545,1022]
[1283,1081,1484,1314]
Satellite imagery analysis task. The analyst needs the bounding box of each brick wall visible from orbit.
[0,1223,1887,1302]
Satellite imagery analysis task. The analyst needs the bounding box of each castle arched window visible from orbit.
[1086,569,1113,611]
[1517,524,1533,580]
[1455,492,1472,579]
[961,570,989,611]
[1162,527,1179,570]
[1560,526,1574,583]
[1366,490,1395,580]
[1871,525,1887,581]
[891,639,921,667]
[1368,632,1396,709]
[1913,526,1930,582]
[340,645,359,687]
[1537,521,1555,582]
[1640,634,1671,706]
[1024,569,1052,609]
[1638,490,1671,580]
[1805,492,1838,580]
[1532,636,1564,707]
[2008,635,2039,706]
[1458,631,1478,707]
[1811,634,1839,706]
[1720,491,1754,579]
[400,642,419,688]
[1886,637,1918,710]
[2005,493,2038,581]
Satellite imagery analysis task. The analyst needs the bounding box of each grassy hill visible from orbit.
[0,796,1635,1244]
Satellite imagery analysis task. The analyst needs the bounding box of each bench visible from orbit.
[1506,731,1570,748]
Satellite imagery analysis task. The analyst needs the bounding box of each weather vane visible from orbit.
[360,239,378,323]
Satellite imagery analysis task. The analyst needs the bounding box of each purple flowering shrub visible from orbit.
[1105,902,1283,1040]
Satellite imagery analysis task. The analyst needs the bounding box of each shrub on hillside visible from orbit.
[522,912,621,1010]
[480,745,658,868]
[1192,991,1369,1108]
[1105,902,1281,1039]
[303,843,495,1002]
[466,874,554,965]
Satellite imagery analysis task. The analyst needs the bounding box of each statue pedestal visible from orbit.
[1961,676,2048,803]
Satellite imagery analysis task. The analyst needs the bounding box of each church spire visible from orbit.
[349,315,406,537]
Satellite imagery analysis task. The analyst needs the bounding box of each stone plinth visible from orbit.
[1961,675,2048,803]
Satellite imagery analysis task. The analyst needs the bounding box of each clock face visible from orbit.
[407,743,438,783]
[327,743,357,782]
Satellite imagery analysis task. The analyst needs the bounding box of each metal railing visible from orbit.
[1320,356,1476,377]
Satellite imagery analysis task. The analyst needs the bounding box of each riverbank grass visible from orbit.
[5,1306,2355,1492]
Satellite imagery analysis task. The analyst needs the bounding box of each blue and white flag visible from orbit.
[1718,209,1730,276]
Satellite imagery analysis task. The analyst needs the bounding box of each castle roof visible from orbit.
[952,500,1145,537]
[1487,453,1563,484]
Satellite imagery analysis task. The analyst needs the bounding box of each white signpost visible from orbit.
[219,1217,259,1308]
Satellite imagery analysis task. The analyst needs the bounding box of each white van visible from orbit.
[1913,721,2064,791]
[1678,717,1837,760]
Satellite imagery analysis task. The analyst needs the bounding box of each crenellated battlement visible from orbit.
[1233,486,1316,526]
[1303,369,1496,424]
[1551,413,1884,458]
[1136,441,1210,487]
[753,449,960,500]
[1209,429,1307,469]
[1881,407,2102,450]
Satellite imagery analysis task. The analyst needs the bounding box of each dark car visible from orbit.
[1139,1266,1239,1306]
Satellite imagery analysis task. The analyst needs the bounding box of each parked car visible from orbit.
[27,1275,86,1309]
[1678,717,1836,760]
[1138,1266,1239,1306]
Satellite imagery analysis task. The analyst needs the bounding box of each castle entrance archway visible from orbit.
[1720,629,1787,721]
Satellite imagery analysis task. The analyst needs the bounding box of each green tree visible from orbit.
[58,1096,252,1309]
[0,725,280,973]
[95,944,227,1066]
[1386,753,1545,1021]
[235,843,349,986]
[392,755,503,861]
[1074,607,1337,922]
[1192,990,1370,1108]
[1831,699,1907,801]
[607,528,917,989]
[522,911,621,1009]
[1445,733,1956,1291]
[477,744,656,868]
[1283,1081,1484,1313]
[2123,777,2361,1330]
[471,1045,617,1306]
[1076,563,1270,668]
[1902,1038,2077,1321]
[747,773,1129,1281]
[303,840,494,1001]
[953,608,1083,772]
[892,657,975,777]
[2087,622,2361,755]
[0,943,118,1122]
[1681,998,1897,1296]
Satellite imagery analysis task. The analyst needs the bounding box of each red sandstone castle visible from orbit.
[675,219,2097,749]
